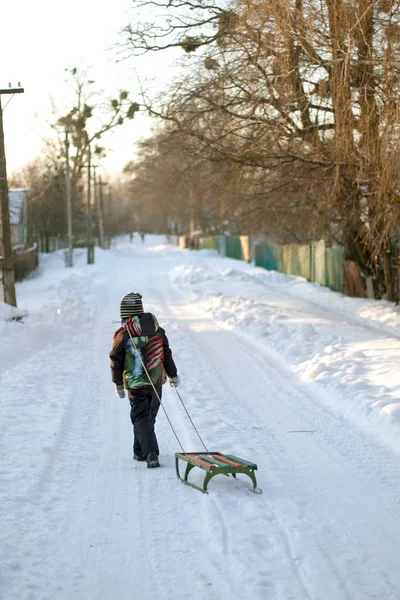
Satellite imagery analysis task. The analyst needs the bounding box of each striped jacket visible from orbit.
[109,313,177,390]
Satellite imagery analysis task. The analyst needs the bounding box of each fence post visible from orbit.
[240,236,251,262]
[218,235,226,256]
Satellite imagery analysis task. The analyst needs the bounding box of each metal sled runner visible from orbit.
[175,452,259,493]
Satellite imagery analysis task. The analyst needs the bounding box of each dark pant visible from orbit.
[129,386,161,458]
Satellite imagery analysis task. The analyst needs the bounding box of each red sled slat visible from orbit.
[211,454,243,468]
[185,454,217,469]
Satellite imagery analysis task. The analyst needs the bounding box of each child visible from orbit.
[109,292,179,468]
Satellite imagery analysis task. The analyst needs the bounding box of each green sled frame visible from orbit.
[175,452,258,493]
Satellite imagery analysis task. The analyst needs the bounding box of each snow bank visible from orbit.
[172,255,400,454]
[0,300,27,321]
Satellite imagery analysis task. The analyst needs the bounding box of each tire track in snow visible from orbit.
[0,266,112,600]
[158,269,400,600]
[48,252,236,600]
[62,263,155,600]
[0,337,101,599]
[113,265,239,600]
[147,278,311,600]
[194,318,400,599]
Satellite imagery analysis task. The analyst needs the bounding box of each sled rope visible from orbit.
[172,386,208,452]
[125,323,186,452]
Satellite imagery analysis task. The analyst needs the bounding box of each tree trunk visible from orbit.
[383,249,396,303]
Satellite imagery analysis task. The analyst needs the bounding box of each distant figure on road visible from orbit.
[140,232,145,243]
[109,292,179,468]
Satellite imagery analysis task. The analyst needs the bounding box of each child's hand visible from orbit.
[115,385,125,398]
[169,376,180,388]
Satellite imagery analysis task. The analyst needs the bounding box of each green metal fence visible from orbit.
[255,243,311,280]
[225,236,244,261]
[255,245,278,271]
[168,234,345,294]
[280,244,312,280]
[255,241,344,293]
[325,247,344,292]
[199,236,220,251]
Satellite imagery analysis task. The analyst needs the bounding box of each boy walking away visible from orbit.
[109,293,179,468]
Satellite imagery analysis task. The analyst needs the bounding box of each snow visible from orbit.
[2,236,400,599]
[171,258,400,452]
[0,301,18,320]
[0,298,27,327]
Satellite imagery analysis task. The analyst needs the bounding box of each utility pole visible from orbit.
[65,130,73,267]
[87,144,94,264]
[98,175,106,249]
[107,188,113,240]
[0,85,24,306]
[107,189,112,218]
[87,163,95,264]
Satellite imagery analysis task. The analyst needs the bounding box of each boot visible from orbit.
[146,452,160,468]
[133,453,145,462]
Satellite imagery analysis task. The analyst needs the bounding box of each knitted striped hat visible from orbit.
[120,293,144,319]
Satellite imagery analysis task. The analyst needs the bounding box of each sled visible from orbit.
[175,452,259,493]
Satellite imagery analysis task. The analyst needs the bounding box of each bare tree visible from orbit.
[120,0,400,297]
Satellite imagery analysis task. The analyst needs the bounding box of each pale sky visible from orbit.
[2,0,179,178]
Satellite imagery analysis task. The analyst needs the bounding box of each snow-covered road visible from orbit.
[2,236,400,600]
